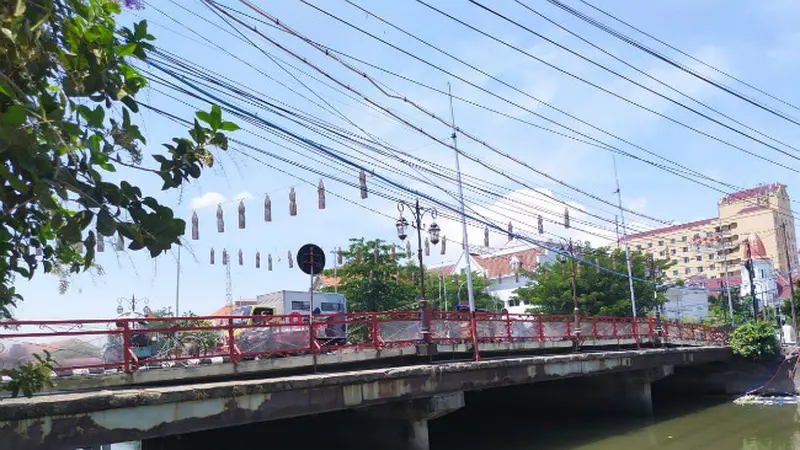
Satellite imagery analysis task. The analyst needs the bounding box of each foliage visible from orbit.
[512,246,672,316]
[1,351,56,398]
[704,288,749,327]
[320,238,420,313]
[319,238,494,313]
[729,321,780,361]
[0,0,238,316]
[149,307,218,355]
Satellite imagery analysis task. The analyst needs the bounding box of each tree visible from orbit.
[512,246,672,317]
[149,307,219,356]
[319,238,494,312]
[0,0,238,317]
[319,238,419,313]
[705,288,749,327]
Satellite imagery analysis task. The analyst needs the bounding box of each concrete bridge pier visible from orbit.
[362,392,465,450]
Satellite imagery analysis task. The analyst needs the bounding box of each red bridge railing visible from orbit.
[0,312,728,376]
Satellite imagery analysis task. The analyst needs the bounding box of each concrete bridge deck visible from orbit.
[0,346,732,450]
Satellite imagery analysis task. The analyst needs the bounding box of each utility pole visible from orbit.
[744,240,759,319]
[175,245,181,317]
[614,215,621,249]
[329,249,339,294]
[568,239,579,340]
[782,221,798,342]
[648,254,663,337]
[447,83,476,316]
[717,218,734,327]
[612,156,637,317]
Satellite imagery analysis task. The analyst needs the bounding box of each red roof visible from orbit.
[317,275,341,287]
[428,265,456,276]
[625,217,717,241]
[721,183,784,203]
[472,248,543,278]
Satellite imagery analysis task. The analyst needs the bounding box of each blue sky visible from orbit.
[13,0,800,320]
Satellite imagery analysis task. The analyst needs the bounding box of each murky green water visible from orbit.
[110,397,800,449]
[434,399,800,450]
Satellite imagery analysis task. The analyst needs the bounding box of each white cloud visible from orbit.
[626,196,648,211]
[190,192,226,210]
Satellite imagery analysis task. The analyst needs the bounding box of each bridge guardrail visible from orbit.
[0,312,728,376]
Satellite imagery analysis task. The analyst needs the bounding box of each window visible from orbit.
[761,270,766,278]
[696,255,702,261]
[647,242,652,248]
[659,251,665,257]
[670,238,676,244]
[685,268,692,274]
[681,236,687,242]
[697,266,704,273]
[671,249,676,255]
[658,240,664,246]
[291,301,311,311]
[706,231,713,237]
[708,254,714,260]
[683,247,689,252]
[683,257,689,263]
[636,245,642,250]
[710,264,716,271]
[321,302,342,312]
[673,270,679,276]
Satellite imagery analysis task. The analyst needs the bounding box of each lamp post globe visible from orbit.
[396,216,409,241]
[428,221,441,245]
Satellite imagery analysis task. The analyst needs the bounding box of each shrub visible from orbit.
[729,321,780,361]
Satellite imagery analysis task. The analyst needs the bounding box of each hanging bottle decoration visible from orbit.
[369,270,373,282]
[115,232,124,251]
[411,272,416,283]
[483,272,488,287]
[537,215,544,234]
[383,272,387,283]
[355,246,361,262]
[191,211,199,240]
[359,170,368,199]
[268,254,273,271]
[288,250,294,268]
[318,179,326,210]
[424,237,430,256]
[545,268,550,280]
[612,256,617,271]
[441,235,447,255]
[507,221,513,241]
[576,261,581,277]
[337,247,343,265]
[374,245,379,264]
[264,194,272,222]
[238,249,243,266]
[497,275,502,284]
[595,257,600,273]
[222,249,229,265]
[391,244,396,261]
[514,270,520,283]
[564,207,570,229]
[289,188,297,216]
[216,204,224,233]
[238,200,246,229]
[406,240,412,258]
[97,233,104,253]
[484,226,490,247]
[210,248,215,265]
[256,251,261,269]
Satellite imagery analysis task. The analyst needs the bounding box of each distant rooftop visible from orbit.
[720,183,784,204]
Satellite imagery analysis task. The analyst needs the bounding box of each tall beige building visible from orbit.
[625,184,797,281]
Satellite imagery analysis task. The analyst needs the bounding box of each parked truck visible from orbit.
[256,290,348,347]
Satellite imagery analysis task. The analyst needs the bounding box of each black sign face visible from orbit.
[297,243,326,275]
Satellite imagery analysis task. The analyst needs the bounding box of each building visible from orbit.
[625,183,797,281]
[209,298,258,326]
[428,239,544,313]
[661,287,709,321]
[739,232,780,310]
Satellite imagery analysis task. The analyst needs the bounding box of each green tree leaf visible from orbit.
[1,105,26,126]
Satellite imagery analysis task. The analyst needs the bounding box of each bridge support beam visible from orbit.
[361,392,465,450]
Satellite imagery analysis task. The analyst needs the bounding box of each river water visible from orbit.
[110,396,799,449]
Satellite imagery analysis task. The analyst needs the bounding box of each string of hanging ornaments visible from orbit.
[90,177,587,281]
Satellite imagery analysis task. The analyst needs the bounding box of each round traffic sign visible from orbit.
[297,243,326,275]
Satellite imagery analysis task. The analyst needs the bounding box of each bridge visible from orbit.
[0,312,730,449]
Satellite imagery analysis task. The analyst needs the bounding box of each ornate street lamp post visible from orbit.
[558,239,580,341]
[397,199,440,351]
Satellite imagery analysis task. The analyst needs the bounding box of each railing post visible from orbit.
[632,318,640,349]
[227,317,237,364]
[537,315,545,342]
[470,312,480,361]
[121,321,132,374]
[505,312,513,343]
